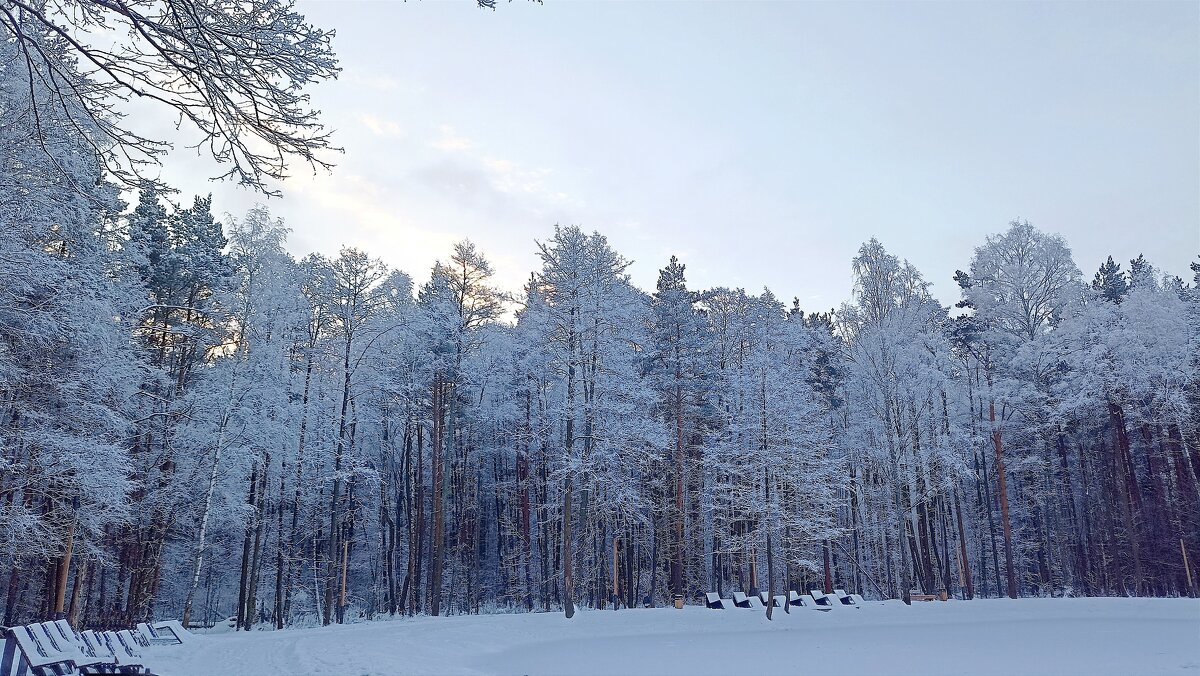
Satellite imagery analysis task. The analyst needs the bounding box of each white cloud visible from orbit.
[358,113,406,139]
[276,170,459,281]
[482,158,566,204]
[429,124,473,151]
[417,122,580,222]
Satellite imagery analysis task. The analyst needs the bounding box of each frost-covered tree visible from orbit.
[961,220,1082,599]
[647,256,712,602]
[0,29,141,623]
[1092,256,1129,304]
[0,0,339,192]
[840,240,962,604]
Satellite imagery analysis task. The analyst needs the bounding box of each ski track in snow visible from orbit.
[144,598,1200,676]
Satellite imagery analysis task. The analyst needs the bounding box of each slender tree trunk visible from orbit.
[562,476,575,618]
[236,459,259,631]
[275,461,286,629]
[561,305,578,619]
[520,393,534,610]
[764,464,775,620]
[954,489,974,599]
[1108,402,1143,594]
[429,376,445,616]
[68,560,88,627]
[285,351,315,621]
[327,329,357,624]
[246,461,267,628]
[183,386,236,628]
[672,378,685,600]
[823,541,834,595]
[53,508,76,617]
[990,398,1018,599]
[412,424,425,615]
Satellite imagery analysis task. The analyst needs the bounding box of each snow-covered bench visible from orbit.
[93,631,153,675]
[704,592,725,609]
[0,632,42,676]
[106,630,148,662]
[76,629,120,669]
[4,624,79,676]
[80,631,110,656]
[42,621,113,672]
[832,589,859,606]
[787,590,804,606]
[135,623,179,647]
[799,593,831,611]
[731,591,753,608]
[756,592,783,608]
[46,619,153,675]
[46,620,109,667]
[4,620,147,676]
[809,590,836,607]
[150,621,190,644]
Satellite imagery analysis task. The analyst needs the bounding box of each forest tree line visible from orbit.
[2,11,1199,631]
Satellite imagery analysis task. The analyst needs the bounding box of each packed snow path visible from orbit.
[147,598,1199,676]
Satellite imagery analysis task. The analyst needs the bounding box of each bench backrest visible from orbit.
[0,635,32,676]
[800,594,825,609]
[79,630,116,663]
[809,590,833,605]
[755,592,783,607]
[35,622,100,668]
[705,592,720,604]
[787,591,802,604]
[101,631,138,663]
[98,632,125,658]
[114,631,145,659]
[138,621,181,646]
[7,625,72,669]
[51,622,74,643]
[731,591,748,604]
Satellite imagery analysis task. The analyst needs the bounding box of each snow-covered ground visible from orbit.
[146,598,1199,676]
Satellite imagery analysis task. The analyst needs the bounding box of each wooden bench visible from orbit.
[137,622,182,646]
[757,591,783,608]
[704,592,726,609]
[832,589,857,606]
[731,591,753,608]
[799,593,831,611]
[809,589,836,607]
[152,620,192,643]
[6,624,81,675]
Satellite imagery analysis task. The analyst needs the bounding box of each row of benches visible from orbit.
[704,588,866,610]
[1,619,189,676]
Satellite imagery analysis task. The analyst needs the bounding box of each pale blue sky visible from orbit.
[145,0,1200,310]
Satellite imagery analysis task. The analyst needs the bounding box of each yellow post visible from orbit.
[339,539,350,610]
[1182,539,1194,597]
[612,538,619,606]
[54,513,77,616]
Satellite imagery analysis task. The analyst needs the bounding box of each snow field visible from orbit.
[144,597,1200,676]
